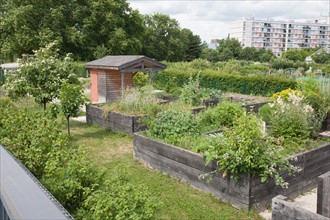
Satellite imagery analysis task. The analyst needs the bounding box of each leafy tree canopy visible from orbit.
[0,1,202,62]
[5,42,79,109]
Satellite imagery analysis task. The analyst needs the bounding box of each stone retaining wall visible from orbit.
[133,133,330,211]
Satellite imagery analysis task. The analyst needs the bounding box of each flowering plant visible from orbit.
[268,90,317,141]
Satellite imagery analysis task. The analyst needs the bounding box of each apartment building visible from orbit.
[229,17,330,56]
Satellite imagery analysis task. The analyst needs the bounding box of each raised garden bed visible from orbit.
[133,133,330,211]
[86,105,146,134]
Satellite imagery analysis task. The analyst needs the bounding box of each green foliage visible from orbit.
[197,100,244,131]
[142,13,202,62]
[146,110,199,145]
[239,47,275,62]
[0,97,157,218]
[76,178,157,220]
[258,103,272,123]
[198,113,295,187]
[267,92,317,142]
[0,101,67,178]
[217,37,242,61]
[105,87,162,116]
[201,48,220,62]
[154,63,297,96]
[0,67,5,85]
[270,58,309,70]
[42,147,104,213]
[59,81,86,135]
[133,72,149,88]
[70,62,89,78]
[0,0,144,61]
[5,42,79,109]
[180,75,203,106]
[281,48,316,62]
[312,52,330,64]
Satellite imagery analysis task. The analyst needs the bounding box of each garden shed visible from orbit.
[85,55,166,103]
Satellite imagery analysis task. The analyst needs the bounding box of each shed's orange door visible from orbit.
[90,70,98,103]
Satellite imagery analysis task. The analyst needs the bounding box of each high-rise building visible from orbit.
[229,17,330,56]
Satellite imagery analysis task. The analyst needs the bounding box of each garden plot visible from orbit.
[134,133,330,211]
[133,88,330,211]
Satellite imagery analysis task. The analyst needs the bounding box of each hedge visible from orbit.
[154,68,298,96]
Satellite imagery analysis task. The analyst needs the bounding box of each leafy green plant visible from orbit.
[268,92,317,141]
[133,72,149,88]
[41,147,105,213]
[197,100,244,131]
[146,110,199,145]
[76,177,157,220]
[180,75,203,106]
[258,103,272,123]
[198,113,296,187]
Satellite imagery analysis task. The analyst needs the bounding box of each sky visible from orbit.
[128,0,330,43]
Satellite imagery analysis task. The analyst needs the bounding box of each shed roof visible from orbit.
[85,55,166,72]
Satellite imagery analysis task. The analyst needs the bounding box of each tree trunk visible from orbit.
[43,99,46,111]
[67,116,70,136]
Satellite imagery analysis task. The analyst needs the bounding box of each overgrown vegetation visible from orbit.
[0,97,157,218]
[199,113,296,187]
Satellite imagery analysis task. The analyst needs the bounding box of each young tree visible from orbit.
[59,81,86,135]
[5,42,79,110]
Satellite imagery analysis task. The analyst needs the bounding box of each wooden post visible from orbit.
[317,171,330,218]
[121,71,124,98]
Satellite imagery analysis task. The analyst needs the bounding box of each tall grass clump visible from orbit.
[104,87,162,115]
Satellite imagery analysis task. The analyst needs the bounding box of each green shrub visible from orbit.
[146,110,199,145]
[41,147,105,213]
[133,72,149,88]
[198,113,296,187]
[154,67,297,96]
[76,178,157,220]
[197,100,244,131]
[0,99,156,219]
[70,62,89,78]
[258,103,272,123]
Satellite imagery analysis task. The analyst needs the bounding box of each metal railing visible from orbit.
[0,145,73,220]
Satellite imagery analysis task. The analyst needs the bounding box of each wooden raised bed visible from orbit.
[86,105,146,134]
[133,133,330,211]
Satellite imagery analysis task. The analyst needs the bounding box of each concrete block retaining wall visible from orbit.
[133,133,330,211]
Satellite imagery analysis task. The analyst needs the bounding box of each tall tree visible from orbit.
[217,37,242,61]
[181,28,203,61]
[82,0,145,60]
[142,13,186,61]
[0,0,145,61]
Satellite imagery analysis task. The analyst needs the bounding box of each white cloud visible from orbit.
[128,0,329,42]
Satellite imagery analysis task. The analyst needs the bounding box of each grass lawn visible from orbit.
[69,120,263,220]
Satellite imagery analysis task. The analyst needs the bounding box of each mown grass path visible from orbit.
[69,120,263,220]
